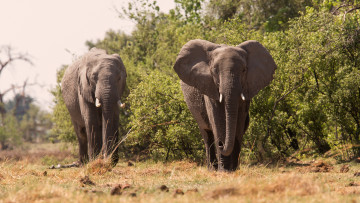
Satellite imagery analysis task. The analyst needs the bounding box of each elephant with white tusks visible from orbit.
[173,39,276,171]
[61,48,127,166]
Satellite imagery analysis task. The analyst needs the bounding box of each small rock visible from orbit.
[348,182,359,187]
[122,183,131,190]
[43,171,47,176]
[173,189,184,197]
[340,165,350,173]
[129,192,137,197]
[354,172,360,176]
[79,176,95,185]
[127,161,134,166]
[159,185,169,192]
[110,184,122,195]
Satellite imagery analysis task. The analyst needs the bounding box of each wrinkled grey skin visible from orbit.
[174,39,276,171]
[61,48,127,166]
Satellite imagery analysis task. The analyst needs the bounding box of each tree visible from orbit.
[0,46,32,116]
[0,114,21,150]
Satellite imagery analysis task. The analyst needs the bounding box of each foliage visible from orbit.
[205,0,313,31]
[19,104,52,142]
[126,70,204,161]
[0,113,22,149]
[175,0,204,22]
[247,5,360,159]
[52,0,360,162]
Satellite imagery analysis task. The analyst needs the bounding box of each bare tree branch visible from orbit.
[0,45,33,77]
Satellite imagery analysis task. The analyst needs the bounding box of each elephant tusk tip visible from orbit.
[95,98,101,107]
[118,100,126,108]
[219,93,223,103]
[241,93,245,101]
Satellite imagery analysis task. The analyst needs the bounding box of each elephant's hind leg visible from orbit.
[201,129,218,170]
[73,122,88,164]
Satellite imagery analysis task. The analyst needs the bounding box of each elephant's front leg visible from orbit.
[80,100,102,160]
[85,117,102,160]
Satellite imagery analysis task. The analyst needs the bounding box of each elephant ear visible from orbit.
[78,63,95,104]
[238,40,277,99]
[173,39,220,100]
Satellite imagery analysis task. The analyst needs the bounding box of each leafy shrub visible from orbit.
[126,70,204,162]
[0,113,22,149]
[50,65,76,143]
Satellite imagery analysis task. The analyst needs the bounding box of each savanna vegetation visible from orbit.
[52,0,360,163]
[1,0,360,202]
[0,46,52,150]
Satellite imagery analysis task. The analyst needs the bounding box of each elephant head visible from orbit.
[78,48,127,157]
[174,39,276,156]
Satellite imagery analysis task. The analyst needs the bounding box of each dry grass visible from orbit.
[1,143,360,202]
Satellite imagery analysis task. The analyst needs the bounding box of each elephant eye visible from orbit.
[212,67,219,75]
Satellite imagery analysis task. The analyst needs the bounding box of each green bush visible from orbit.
[52,0,360,163]
[126,70,204,162]
[50,65,76,143]
[0,113,22,149]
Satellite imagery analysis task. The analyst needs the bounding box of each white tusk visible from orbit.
[241,93,245,101]
[219,94,223,103]
[95,98,101,107]
[118,100,126,108]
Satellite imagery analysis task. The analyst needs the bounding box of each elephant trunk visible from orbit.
[219,77,240,157]
[99,88,119,159]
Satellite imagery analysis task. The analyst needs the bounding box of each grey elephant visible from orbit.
[173,39,276,171]
[61,48,127,165]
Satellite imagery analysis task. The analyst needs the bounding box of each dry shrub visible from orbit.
[309,161,333,172]
[340,165,350,173]
[79,175,96,185]
[297,160,334,173]
[86,158,112,175]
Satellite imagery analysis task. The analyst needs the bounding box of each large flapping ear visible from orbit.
[238,40,277,99]
[173,39,220,100]
[78,60,95,104]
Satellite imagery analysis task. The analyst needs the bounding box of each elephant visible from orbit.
[61,48,127,166]
[173,39,276,171]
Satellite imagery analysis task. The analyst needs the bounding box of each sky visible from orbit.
[0,0,175,111]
